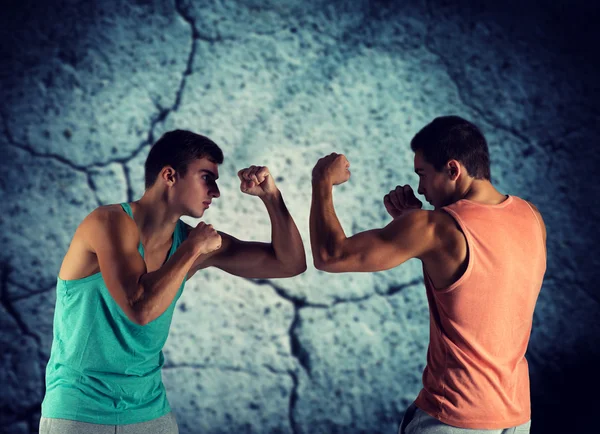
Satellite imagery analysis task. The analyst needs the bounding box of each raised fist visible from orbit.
[238,166,278,198]
[189,222,222,255]
[383,185,423,219]
[312,153,351,186]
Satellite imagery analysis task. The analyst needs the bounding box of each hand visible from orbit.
[189,222,222,255]
[312,153,351,186]
[238,166,278,198]
[383,185,423,219]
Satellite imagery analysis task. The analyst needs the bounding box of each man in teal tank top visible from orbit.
[40,130,307,434]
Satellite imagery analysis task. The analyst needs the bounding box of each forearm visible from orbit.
[310,180,347,266]
[262,190,306,274]
[132,240,199,325]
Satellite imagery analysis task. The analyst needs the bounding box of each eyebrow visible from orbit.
[200,169,218,179]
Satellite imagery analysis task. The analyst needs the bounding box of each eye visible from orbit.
[202,175,209,181]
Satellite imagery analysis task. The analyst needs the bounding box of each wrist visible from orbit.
[312,175,333,188]
[186,238,207,258]
[312,178,333,196]
[260,189,282,204]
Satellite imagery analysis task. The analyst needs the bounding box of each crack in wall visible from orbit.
[243,277,315,434]
[381,277,424,298]
[1,110,150,177]
[246,275,424,434]
[120,161,135,203]
[86,172,104,205]
[164,0,199,123]
[4,279,53,302]
[163,359,301,434]
[163,362,260,376]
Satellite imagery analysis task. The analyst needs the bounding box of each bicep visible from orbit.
[318,229,407,273]
[319,211,434,273]
[198,232,290,278]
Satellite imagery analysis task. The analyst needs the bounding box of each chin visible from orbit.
[185,208,205,219]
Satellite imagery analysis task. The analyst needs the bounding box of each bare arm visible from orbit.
[86,208,219,325]
[309,153,434,272]
[310,180,434,272]
[188,166,306,279]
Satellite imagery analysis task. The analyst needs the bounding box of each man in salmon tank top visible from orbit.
[39,130,307,434]
[309,116,546,434]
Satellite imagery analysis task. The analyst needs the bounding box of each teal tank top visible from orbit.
[42,203,188,424]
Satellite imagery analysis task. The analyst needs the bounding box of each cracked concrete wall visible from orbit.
[1,0,599,433]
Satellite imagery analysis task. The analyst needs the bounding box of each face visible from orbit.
[171,157,220,218]
[414,150,456,209]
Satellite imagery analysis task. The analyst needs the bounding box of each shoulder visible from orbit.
[386,209,452,232]
[83,204,133,228]
[379,210,452,259]
[79,205,139,246]
[515,197,546,228]
[384,209,450,245]
[429,208,465,237]
[524,199,544,220]
[522,199,547,240]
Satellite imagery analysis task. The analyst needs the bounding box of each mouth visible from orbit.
[202,201,211,209]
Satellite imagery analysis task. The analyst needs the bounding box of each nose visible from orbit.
[417,183,425,196]
[210,184,220,199]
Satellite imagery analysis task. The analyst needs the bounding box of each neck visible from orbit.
[131,188,181,248]
[455,178,506,205]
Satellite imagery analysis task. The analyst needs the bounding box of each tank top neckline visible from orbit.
[120,203,179,262]
[455,194,513,209]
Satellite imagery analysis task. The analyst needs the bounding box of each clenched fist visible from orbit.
[238,166,278,198]
[312,153,351,185]
[189,222,222,255]
[384,185,423,219]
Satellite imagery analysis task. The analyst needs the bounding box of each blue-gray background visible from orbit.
[1,0,599,433]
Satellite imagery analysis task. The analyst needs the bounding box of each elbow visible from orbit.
[282,259,308,277]
[313,258,334,272]
[313,255,326,271]
[129,304,152,326]
[296,261,308,275]
[313,240,346,272]
[313,243,355,272]
[313,252,340,273]
[128,291,152,326]
[134,315,151,327]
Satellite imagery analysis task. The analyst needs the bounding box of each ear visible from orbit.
[447,160,461,181]
[160,166,177,186]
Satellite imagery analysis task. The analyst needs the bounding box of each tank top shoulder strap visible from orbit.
[120,202,134,219]
[172,219,189,250]
[119,203,144,256]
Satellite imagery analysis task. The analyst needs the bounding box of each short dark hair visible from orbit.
[144,130,224,189]
[411,116,491,180]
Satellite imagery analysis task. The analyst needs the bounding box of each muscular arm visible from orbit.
[310,180,435,272]
[86,208,201,325]
[189,191,307,279]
